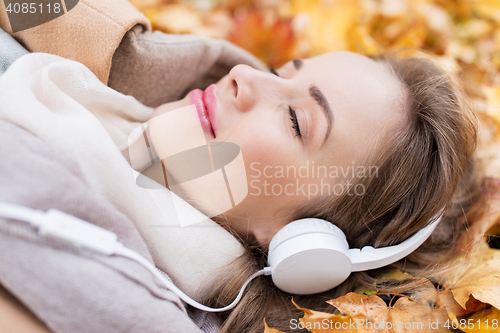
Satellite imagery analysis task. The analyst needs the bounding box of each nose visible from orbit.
[228,64,276,113]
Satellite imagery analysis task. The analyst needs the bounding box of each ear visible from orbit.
[251,219,289,249]
[252,227,273,248]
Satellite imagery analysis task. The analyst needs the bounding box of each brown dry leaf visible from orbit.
[389,297,450,332]
[327,292,450,332]
[456,178,500,253]
[445,239,500,311]
[292,299,368,333]
[413,289,472,322]
[435,290,472,322]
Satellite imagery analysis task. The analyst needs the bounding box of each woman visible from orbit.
[146,49,482,332]
[150,51,407,246]
[0,2,483,333]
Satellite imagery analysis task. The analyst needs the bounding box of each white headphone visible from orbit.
[0,202,442,312]
[268,215,442,295]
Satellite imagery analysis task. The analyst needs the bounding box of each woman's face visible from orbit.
[150,51,406,246]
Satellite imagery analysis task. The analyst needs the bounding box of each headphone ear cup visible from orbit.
[267,218,353,295]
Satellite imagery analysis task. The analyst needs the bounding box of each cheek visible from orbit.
[233,126,290,171]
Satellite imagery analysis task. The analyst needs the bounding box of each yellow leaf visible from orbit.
[484,85,500,125]
[129,0,162,12]
[347,25,382,56]
[462,307,500,333]
[457,19,493,42]
[376,268,414,281]
[152,4,203,34]
[473,0,500,23]
[388,16,429,51]
[290,0,361,55]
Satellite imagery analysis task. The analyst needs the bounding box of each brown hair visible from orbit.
[201,50,484,333]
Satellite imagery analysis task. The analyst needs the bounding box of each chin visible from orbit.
[150,96,190,121]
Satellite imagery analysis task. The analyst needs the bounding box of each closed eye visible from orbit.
[269,67,302,138]
[269,66,279,76]
[289,107,301,137]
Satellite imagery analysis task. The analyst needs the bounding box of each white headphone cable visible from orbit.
[115,244,270,312]
[0,202,271,312]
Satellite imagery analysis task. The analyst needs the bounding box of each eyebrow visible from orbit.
[293,59,333,145]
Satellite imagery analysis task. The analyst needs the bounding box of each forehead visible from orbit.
[301,51,403,108]
[298,51,406,161]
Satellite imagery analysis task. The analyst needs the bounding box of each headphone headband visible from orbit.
[350,209,444,271]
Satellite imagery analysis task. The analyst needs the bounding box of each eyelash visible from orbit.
[269,66,302,137]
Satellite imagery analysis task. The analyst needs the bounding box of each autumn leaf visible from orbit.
[347,25,382,56]
[414,289,473,322]
[128,0,162,12]
[229,8,297,66]
[289,0,361,55]
[462,307,500,333]
[327,292,450,332]
[484,85,500,126]
[292,298,367,333]
[444,239,500,311]
[146,4,204,34]
[473,0,500,23]
[456,178,500,253]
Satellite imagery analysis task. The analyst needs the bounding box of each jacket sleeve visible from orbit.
[0,0,151,84]
[108,24,268,108]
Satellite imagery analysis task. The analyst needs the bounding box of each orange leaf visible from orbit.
[229,9,297,66]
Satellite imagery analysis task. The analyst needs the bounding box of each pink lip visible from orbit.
[189,85,217,138]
